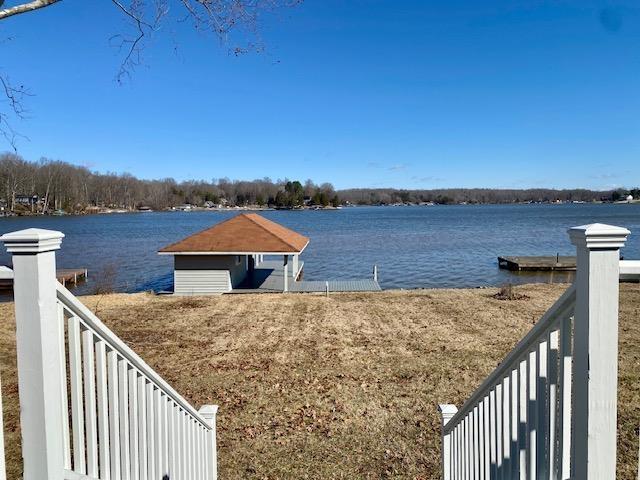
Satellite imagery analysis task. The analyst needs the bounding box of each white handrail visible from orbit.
[443,283,576,434]
[56,282,211,429]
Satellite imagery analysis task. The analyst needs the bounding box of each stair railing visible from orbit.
[438,223,630,480]
[2,228,219,480]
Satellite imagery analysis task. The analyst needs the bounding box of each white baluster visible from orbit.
[518,359,527,480]
[547,329,560,479]
[129,369,139,480]
[96,341,111,479]
[118,360,131,479]
[537,338,548,477]
[138,377,148,480]
[82,329,98,477]
[68,316,86,474]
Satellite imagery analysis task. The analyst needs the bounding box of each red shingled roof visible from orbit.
[159,213,309,254]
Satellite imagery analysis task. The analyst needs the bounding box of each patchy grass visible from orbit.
[0,284,639,479]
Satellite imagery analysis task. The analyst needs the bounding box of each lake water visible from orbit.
[1,204,639,296]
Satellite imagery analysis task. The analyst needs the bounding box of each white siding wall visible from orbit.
[174,269,231,295]
[173,255,248,295]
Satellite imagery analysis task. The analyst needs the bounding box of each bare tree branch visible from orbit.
[0,71,30,151]
[0,0,61,20]
[0,75,29,118]
[110,0,155,82]
[0,0,301,147]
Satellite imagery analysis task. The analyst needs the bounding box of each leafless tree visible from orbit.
[0,153,630,213]
[0,0,300,147]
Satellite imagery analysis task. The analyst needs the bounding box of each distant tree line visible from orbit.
[338,187,636,205]
[0,154,339,213]
[0,153,635,214]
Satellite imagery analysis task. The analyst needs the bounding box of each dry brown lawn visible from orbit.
[0,283,639,479]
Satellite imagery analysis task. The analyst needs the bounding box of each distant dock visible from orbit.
[57,268,88,287]
[0,267,87,290]
[498,256,576,271]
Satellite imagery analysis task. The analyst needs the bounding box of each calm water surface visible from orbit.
[1,204,639,296]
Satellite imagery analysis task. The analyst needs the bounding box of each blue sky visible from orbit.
[1,0,639,190]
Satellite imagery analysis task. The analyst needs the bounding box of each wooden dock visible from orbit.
[1,267,87,290]
[498,256,576,271]
[57,268,88,286]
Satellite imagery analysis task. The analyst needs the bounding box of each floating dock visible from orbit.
[498,256,576,271]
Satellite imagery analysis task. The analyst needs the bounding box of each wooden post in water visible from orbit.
[568,223,629,479]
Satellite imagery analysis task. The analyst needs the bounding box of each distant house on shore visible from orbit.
[15,194,39,206]
[158,213,309,294]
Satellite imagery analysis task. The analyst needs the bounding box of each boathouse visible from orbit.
[159,213,309,294]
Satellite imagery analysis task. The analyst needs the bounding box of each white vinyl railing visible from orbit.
[439,285,575,479]
[439,223,632,480]
[57,282,217,480]
[1,228,218,480]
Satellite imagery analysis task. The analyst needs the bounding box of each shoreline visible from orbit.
[0,281,583,304]
[2,200,639,218]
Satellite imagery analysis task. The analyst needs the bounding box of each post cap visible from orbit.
[438,404,458,422]
[0,228,65,254]
[198,404,219,428]
[568,223,630,250]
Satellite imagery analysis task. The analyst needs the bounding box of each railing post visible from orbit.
[438,404,458,480]
[568,223,629,479]
[0,228,66,480]
[199,405,219,480]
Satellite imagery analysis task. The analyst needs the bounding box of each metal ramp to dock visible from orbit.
[289,280,381,293]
